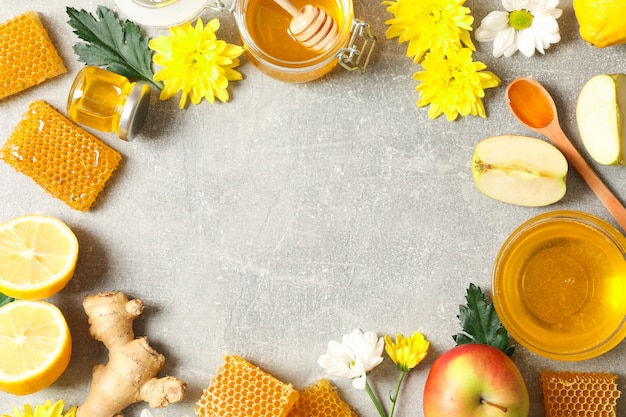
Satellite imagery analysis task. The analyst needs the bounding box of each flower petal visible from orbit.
[492,27,517,57]
[517,28,538,56]
[149,17,243,107]
[351,371,367,390]
[476,10,511,39]
[383,0,475,62]
[502,0,531,12]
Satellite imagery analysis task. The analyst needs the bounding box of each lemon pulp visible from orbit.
[0,300,72,395]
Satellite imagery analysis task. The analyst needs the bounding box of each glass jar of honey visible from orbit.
[233,0,374,82]
[67,66,152,140]
[113,0,375,82]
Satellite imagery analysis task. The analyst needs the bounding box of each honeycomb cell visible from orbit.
[0,100,122,211]
[541,371,621,417]
[195,355,299,417]
[287,379,358,417]
[0,11,66,99]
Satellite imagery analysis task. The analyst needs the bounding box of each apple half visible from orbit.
[576,73,626,165]
[472,135,568,207]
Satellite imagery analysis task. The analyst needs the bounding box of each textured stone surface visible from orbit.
[0,1,625,416]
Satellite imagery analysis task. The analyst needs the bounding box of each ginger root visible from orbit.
[77,291,186,417]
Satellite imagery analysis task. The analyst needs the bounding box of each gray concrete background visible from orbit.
[1,0,625,416]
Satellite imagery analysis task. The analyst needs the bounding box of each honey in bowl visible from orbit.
[493,210,626,361]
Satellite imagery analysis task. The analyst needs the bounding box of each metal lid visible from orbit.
[119,81,151,141]
[113,0,207,28]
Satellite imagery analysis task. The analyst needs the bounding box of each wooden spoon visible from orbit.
[506,76,626,231]
[274,0,338,52]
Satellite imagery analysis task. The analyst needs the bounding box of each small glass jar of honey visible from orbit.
[67,66,152,140]
[113,0,375,82]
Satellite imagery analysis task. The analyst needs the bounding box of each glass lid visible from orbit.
[113,0,208,27]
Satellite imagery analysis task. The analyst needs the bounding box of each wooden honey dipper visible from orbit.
[274,0,339,52]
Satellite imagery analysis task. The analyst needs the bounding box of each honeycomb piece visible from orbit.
[195,355,299,417]
[0,11,67,99]
[1,100,122,211]
[287,379,358,417]
[541,370,621,417]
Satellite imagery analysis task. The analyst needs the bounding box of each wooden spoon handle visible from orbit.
[549,126,626,231]
[274,0,302,17]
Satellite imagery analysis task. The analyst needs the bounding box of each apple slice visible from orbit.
[473,135,567,207]
[576,74,626,165]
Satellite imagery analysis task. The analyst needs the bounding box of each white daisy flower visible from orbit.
[317,329,384,390]
[475,0,562,57]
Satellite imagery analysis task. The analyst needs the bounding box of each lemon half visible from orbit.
[0,215,79,300]
[0,300,72,395]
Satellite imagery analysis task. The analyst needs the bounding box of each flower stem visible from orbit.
[365,381,388,417]
[389,371,407,417]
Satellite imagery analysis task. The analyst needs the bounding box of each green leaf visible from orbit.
[66,6,163,89]
[0,293,14,308]
[452,283,515,357]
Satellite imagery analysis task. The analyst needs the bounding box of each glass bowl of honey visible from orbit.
[493,210,626,361]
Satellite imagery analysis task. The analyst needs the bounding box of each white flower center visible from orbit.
[509,10,533,30]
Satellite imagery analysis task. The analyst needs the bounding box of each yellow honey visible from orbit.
[244,0,343,62]
[0,101,122,211]
[235,0,353,82]
[67,66,151,140]
[0,11,66,99]
[541,371,620,417]
[195,355,299,417]
[493,211,626,360]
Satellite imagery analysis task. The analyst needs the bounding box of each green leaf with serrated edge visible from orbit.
[66,6,163,89]
[452,283,515,357]
[0,293,14,308]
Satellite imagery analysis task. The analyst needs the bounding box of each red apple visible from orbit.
[423,344,529,417]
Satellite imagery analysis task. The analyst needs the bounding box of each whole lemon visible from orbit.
[574,0,626,47]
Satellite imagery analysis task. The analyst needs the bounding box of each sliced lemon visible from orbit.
[0,215,79,300]
[0,300,72,395]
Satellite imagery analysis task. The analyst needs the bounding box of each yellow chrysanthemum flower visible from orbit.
[2,400,76,417]
[383,0,475,62]
[384,332,429,373]
[149,18,244,109]
[413,47,501,121]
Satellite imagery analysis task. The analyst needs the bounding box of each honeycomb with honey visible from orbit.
[1,100,122,211]
[287,378,358,417]
[541,370,621,417]
[195,355,299,417]
[0,11,67,100]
